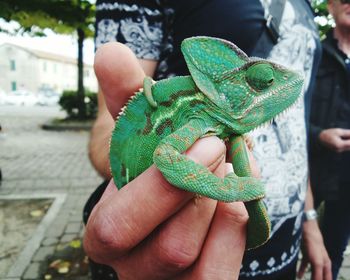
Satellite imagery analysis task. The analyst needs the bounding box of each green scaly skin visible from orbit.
[110,37,303,249]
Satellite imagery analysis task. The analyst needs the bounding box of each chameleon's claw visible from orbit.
[243,135,254,151]
[193,194,203,204]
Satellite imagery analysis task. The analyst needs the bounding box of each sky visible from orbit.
[0,20,95,65]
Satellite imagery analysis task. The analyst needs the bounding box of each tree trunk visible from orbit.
[77,27,86,119]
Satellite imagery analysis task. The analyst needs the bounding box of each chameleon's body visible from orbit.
[110,37,303,249]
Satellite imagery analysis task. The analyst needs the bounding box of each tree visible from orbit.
[311,0,334,39]
[0,0,95,119]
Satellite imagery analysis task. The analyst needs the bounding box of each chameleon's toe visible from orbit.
[219,173,265,202]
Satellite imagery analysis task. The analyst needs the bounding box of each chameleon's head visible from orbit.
[181,37,304,134]
[216,60,303,133]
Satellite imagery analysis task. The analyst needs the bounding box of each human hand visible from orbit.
[297,220,332,280]
[84,136,249,279]
[319,128,350,153]
[84,42,257,279]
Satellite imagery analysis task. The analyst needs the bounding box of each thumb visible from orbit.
[94,42,145,119]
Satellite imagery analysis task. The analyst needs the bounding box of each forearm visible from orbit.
[304,178,315,212]
[302,178,320,240]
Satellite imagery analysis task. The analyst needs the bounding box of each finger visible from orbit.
[115,155,229,279]
[297,258,308,279]
[338,128,350,138]
[98,179,119,204]
[116,197,218,279]
[341,139,350,151]
[84,136,226,264]
[94,42,146,118]
[183,200,248,280]
[311,263,323,280]
[323,259,332,280]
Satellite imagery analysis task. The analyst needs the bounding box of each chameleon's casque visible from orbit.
[109,36,303,249]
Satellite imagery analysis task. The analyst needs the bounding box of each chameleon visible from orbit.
[109,36,303,249]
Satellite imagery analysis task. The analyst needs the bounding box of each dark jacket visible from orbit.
[309,30,350,204]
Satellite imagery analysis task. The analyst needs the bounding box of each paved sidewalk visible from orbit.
[0,105,100,280]
[1,105,350,280]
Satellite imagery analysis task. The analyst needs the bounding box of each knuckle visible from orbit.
[313,260,324,267]
[156,236,199,270]
[85,207,133,257]
[220,202,249,225]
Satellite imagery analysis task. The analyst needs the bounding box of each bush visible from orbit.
[59,90,97,119]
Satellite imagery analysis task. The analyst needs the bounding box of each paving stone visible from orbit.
[69,213,84,222]
[32,246,55,262]
[41,237,59,246]
[45,222,66,238]
[23,262,41,280]
[60,233,78,243]
[64,221,81,233]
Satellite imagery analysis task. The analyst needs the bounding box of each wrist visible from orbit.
[302,209,320,237]
[303,209,318,222]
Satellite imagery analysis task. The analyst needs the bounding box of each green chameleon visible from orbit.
[109,36,303,249]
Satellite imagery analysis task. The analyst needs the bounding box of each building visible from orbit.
[0,43,97,94]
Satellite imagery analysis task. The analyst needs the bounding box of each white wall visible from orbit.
[0,44,98,94]
[0,45,40,93]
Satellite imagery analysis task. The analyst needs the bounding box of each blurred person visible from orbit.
[309,0,350,278]
[84,0,331,279]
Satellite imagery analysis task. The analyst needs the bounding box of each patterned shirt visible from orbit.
[94,0,320,278]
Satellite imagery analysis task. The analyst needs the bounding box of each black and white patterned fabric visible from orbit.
[241,1,320,278]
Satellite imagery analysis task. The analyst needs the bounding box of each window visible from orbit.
[11,81,17,91]
[10,60,16,71]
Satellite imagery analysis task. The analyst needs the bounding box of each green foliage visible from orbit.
[0,0,95,37]
[311,0,334,38]
[59,90,97,119]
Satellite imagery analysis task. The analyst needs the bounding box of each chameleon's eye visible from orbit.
[246,63,275,90]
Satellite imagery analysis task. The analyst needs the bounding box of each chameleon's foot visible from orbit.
[216,172,265,202]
